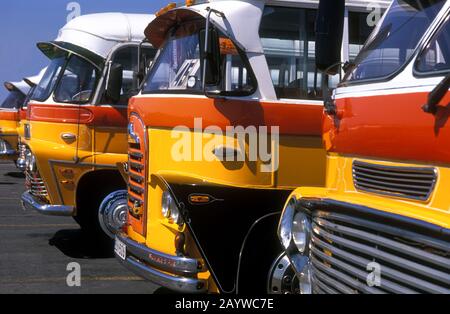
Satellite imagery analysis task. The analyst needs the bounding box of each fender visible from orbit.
[152,173,292,293]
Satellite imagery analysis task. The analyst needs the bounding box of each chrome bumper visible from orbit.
[0,138,17,158]
[21,191,75,216]
[115,233,208,293]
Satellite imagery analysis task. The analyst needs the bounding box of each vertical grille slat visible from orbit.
[352,161,437,201]
[309,210,450,294]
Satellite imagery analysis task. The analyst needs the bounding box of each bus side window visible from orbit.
[416,18,450,74]
[100,46,156,106]
[259,6,320,100]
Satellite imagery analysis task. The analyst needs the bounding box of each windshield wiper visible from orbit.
[422,73,450,114]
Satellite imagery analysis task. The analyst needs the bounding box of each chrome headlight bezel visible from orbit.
[161,191,184,226]
[292,212,312,253]
[278,197,296,250]
[25,150,37,173]
[278,196,312,255]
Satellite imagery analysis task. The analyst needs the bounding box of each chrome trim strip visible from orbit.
[0,149,17,157]
[21,191,75,216]
[116,233,203,274]
[117,255,207,294]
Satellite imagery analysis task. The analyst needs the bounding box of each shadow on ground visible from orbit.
[5,172,25,179]
[49,229,114,259]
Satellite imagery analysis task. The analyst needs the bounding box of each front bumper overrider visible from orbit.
[115,232,208,293]
[21,191,75,216]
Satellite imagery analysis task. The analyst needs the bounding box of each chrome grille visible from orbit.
[353,161,437,201]
[128,134,146,218]
[310,211,450,294]
[25,170,48,198]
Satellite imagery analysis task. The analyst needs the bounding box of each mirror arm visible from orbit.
[137,39,149,86]
[105,60,112,92]
[422,74,450,115]
[202,7,224,95]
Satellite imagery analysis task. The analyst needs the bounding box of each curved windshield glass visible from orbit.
[143,22,255,95]
[0,90,25,109]
[343,0,445,83]
[31,57,66,101]
[143,32,202,93]
[54,55,98,103]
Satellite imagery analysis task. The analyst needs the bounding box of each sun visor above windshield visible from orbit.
[145,1,265,54]
[37,41,104,69]
[4,81,31,95]
[144,9,204,49]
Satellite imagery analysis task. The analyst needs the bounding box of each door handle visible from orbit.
[212,146,241,160]
[61,133,77,142]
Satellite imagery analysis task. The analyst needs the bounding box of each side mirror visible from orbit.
[106,63,123,104]
[199,28,221,87]
[315,0,345,75]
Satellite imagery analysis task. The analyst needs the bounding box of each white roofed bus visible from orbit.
[20,13,158,240]
[112,0,390,294]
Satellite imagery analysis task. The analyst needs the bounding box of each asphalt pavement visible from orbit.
[0,161,160,294]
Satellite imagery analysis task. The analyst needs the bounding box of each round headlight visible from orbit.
[161,191,173,218]
[170,207,182,225]
[278,198,295,250]
[292,212,311,253]
[161,191,183,225]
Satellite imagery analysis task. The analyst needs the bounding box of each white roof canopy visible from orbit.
[53,13,155,60]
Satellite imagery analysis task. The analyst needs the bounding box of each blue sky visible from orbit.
[0,0,168,99]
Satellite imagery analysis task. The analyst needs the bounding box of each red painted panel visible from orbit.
[27,103,128,128]
[323,91,450,165]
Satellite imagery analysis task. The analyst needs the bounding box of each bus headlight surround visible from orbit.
[278,197,296,250]
[161,191,184,225]
[292,212,311,253]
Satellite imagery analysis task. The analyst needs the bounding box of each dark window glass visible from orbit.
[349,11,378,62]
[259,7,321,100]
[31,57,66,102]
[54,55,98,103]
[344,0,446,82]
[416,17,450,74]
[0,90,25,109]
[101,46,157,105]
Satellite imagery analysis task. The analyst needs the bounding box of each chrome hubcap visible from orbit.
[267,253,299,294]
[98,190,128,239]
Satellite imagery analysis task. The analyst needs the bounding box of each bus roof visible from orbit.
[49,13,155,60]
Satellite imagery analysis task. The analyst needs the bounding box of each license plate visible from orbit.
[114,238,126,261]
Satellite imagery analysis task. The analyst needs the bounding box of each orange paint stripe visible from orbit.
[129,97,323,136]
[0,110,19,121]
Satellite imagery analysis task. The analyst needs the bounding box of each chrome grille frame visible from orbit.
[353,160,437,201]
[297,198,450,294]
[25,170,48,198]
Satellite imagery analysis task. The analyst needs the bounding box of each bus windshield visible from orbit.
[31,57,66,102]
[343,0,446,83]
